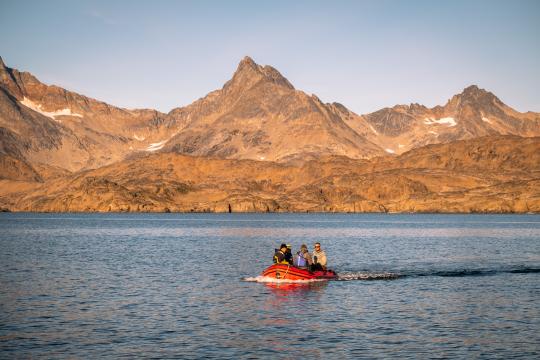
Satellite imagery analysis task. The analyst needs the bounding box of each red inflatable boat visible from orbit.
[262,264,337,281]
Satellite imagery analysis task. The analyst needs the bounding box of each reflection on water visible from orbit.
[265,279,329,292]
[0,213,539,358]
[265,281,328,303]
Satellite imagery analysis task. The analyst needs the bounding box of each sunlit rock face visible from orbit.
[2,56,539,172]
[1,56,539,213]
[164,56,384,162]
[1,136,539,213]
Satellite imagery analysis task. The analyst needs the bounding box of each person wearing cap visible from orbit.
[273,243,289,264]
[284,244,293,265]
[294,244,313,269]
[311,242,327,271]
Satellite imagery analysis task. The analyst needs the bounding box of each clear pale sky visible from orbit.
[1,0,539,113]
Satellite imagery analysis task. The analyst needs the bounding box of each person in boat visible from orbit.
[311,242,327,271]
[285,244,293,265]
[294,244,313,269]
[273,243,290,265]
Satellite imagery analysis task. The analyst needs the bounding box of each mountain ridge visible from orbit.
[1,55,539,176]
[1,54,539,213]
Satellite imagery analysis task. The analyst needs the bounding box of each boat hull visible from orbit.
[262,264,337,281]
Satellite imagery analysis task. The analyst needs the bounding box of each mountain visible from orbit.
[2,55,539,177]
[2,135,538,213]
[164,56,383,162]
[0,55,171,174]
[0,55,388,177]
[361,85,540,154]
[1,55,540,213]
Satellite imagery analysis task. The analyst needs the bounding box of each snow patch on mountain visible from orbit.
[424,117,456,127]
[20,97,83,120]
[145,131,182,152]
[146,140,168,152]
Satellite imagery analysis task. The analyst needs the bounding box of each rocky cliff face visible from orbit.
[1,136,538,213]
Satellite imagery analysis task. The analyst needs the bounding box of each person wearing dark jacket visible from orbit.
[273,243,289,264]
[284,244,293,265]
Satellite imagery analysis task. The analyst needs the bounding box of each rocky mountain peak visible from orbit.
[226,56,294,91]
[237,56,258,71]
[461,85,490,98]
[457,85,500,103]
[231,56,263,80]
[0,56,6,70]
[444,85,503,112]
[463,84,481,92]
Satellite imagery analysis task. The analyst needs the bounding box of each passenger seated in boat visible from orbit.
[285,244,293,265]
[294,244,313,269]
[273,243,290,264]
[311,242,327,271]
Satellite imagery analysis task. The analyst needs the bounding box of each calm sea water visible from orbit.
[0,213,539,359]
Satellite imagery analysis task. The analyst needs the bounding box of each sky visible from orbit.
[1,0,539,113]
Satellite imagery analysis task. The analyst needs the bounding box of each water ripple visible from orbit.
[1,213,539,358]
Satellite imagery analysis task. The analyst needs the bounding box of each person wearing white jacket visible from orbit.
[311,242,327,271]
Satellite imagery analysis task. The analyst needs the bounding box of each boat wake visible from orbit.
[336,272,402,281]
[336,266,540,281]
[412,267,540,278]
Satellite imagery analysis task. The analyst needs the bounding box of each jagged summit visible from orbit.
[460,85,494,98]
[463,84,481,93]
[165,55,381,161]
[237,56,258,70]
[232,56,262,77]
[453,84,499,102]
[447,84,502,110]
[227,56,294,90]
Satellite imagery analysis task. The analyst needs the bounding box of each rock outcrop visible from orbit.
[2,135,538,213]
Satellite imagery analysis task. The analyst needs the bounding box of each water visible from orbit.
[0,213,539,359]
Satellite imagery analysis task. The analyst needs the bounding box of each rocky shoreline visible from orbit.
[2,136,538,214]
